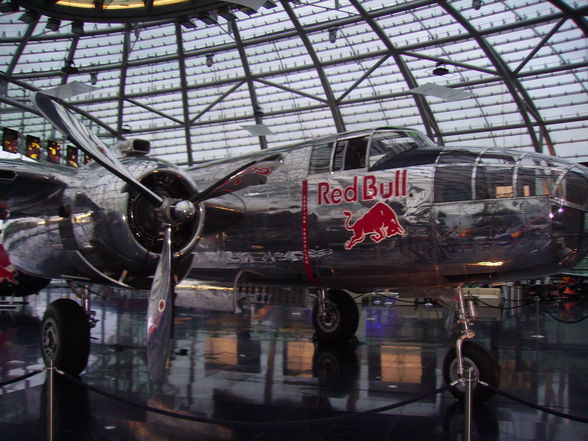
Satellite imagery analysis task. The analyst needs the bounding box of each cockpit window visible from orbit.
[369,131,439,171]
[332,137,368,172]
[309,143,332,175]
[437,149,477,166]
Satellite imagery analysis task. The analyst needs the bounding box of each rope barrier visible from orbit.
[0,368,44,388]
[479,383,588,424]
[542,308,588,324]
[2,366,587,427]
[475,297,535,310]
[59,371,449,427]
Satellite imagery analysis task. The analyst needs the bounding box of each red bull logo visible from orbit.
[343,202,405,250]
[0,246,18,284]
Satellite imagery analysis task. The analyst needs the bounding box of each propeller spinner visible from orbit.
[31,92,283,381]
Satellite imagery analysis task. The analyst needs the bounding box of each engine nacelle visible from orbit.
[3,156,204,290]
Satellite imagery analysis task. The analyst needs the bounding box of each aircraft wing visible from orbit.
[0,158,76,216]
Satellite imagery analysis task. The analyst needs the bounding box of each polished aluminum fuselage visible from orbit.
[0,128,586,292]
[186,129,588,290]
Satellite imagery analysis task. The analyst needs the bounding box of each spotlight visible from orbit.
[328,27,338,43]
[179,17,197,29]
[71,21,84,35]
[206,53,214,68]
[198,10,217,25]
[90,72,98,85]
[473,0,482,10]
[218,6,237,21]
[62,61,79,75]
[237,6,257,16]
[432,62,449,76]
[45,17,61,32]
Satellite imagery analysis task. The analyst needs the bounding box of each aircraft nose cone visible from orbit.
[173,200,197,222]
[555,164,588,210]
[550,164,588,268]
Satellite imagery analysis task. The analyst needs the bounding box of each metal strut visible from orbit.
[454,283,477,380]
[68,281,98,328]
[317,288,328,318]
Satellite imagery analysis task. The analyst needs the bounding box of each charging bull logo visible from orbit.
[0,246,18,284]
[343,202,405,250]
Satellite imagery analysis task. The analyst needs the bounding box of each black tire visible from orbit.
[312,290,359,343]
[443,341,499,403]
[312,342,359,396]
[41,299,90,375]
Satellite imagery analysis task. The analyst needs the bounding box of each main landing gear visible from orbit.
[311,286,499,403]
[312,289,359,343]
[40,283,96,375]
[441,285,499,403]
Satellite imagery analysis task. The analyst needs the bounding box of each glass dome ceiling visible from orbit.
[0,0,586,166]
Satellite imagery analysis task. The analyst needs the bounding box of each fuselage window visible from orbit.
[308,143,332,175]
[434,166,473,203]
[475,154,515,200]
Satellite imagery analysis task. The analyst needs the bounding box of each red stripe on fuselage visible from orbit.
[301,180,318,285]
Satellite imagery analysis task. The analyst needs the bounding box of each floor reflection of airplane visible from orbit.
[0,92,586,403]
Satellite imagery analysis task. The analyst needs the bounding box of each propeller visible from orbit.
[31,92,283,382]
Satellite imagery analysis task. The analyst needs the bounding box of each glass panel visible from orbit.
[437,149,478,166]
[517,167,557,197]
[369,130,439,171]
[308,143,332,175]
[554,168,588,207]
[475,167,513,200]
[332,141,346,172]
[344,137,368,170]
[434,166,473,203]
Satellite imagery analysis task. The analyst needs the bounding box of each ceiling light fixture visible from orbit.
[179,17,197,29]
[198,10,217,25]
[45,17,61,31]
[433,62,449,76]
[218,6,237,21]
[328,27,338,43]
[71,21,84,35]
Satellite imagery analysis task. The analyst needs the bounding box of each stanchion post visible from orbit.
[464,367,473,441]
[47,361,54,441]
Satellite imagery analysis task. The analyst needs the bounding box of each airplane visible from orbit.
[0,92,586,404]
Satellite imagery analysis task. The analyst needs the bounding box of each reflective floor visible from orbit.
[1,285,588,441]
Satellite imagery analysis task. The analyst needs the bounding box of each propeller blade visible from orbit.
[190,153,283,203]
[31,92,163,207]
[146,225,174,382]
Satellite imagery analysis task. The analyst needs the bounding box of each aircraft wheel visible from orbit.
[41,299,90,375]
[312,290,359,343]
[443,341,499,403]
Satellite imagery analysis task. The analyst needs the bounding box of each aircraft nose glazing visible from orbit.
[549,164,588,268]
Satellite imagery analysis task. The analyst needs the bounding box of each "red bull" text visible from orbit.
[317,170,407,206]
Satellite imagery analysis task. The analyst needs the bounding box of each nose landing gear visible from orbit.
[442,285,499,403]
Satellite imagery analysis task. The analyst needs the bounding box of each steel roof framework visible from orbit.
[0,0,586,165]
